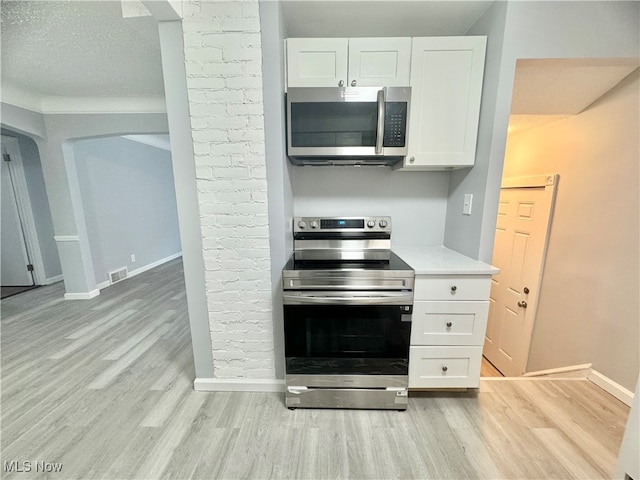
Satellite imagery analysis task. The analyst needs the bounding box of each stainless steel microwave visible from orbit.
[286,87,411,166]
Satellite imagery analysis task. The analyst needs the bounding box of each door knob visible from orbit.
[524,287,530,294]
[338,80,344,87]
[518,300,528,308]
[351,80,357,86]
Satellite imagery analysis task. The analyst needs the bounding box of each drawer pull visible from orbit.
[450,285,457,293]
[446,322,453,328]
[442,366,448,373]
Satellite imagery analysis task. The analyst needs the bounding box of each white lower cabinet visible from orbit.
[409,275,491,389]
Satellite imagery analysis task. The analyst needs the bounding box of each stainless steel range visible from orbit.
[282,216,414,410]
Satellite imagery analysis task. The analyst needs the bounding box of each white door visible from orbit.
[1,148,34,287]
[484,175,558,377]
[347,37,412,87]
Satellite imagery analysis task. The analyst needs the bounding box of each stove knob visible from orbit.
[379,219,388,229]
[367,219,376,228]
[310,220,319,229]
[298,220,306,229]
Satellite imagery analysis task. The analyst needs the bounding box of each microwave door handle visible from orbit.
[375,88,386,155]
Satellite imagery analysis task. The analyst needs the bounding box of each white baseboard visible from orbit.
[194,377,285,393]
[523,363,592,378]
[129,252,182,278]
[43,274,64,285]
[588,370,634,406]
[64,289,100,300]
[96,252,183,291]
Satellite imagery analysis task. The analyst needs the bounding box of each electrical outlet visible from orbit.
[130,254,136,263]
[463,194,473,215]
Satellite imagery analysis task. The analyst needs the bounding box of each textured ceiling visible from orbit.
[1,0,164,99]
[508,58,639,134]
[511,58,639,115]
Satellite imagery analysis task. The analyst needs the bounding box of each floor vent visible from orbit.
[108,267,128,285]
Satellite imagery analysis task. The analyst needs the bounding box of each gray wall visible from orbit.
[505,70,639,392]
[444,1,640,263]
[293,168,450,248]
[260,0,292,379]
[444,0,508,261]
[73,136,181,286]
[157,19,215,380]
[1,128,62,281]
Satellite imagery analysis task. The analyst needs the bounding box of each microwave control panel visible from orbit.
[383,102,408,147]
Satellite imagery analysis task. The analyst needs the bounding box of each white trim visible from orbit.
[480,377,589,382]
[44,274,64,285]
[194,377,285,393]
[122,135,171,152]
[588,370,634,406]
[41,96,167,114]
[129,252,182,277]
[1,135,47,285]
[523,363,592,377]
[1,90,167,115]
[54,235,80,242]
[481,369,635,407]
[64,289,100,301]
[96,252,183,290]
[0,85,43,113]
[502,173,559,189]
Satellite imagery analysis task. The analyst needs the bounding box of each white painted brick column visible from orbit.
[181,0,275,380]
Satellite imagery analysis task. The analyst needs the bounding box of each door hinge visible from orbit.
[3,153,11,162]
[27,264,34,272]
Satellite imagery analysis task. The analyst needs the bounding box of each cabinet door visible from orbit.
[401,36,486,170]
[347,38,412,87]
[286,38,348,88]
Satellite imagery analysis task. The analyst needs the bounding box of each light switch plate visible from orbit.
[463,194,473,215]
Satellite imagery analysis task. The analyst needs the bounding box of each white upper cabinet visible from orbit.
[347,38,412,87]
[286,37,411,88]
[398,36,486,170]
[286,38,348,88]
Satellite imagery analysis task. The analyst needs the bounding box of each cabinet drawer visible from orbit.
[414,275,491,301]
[409,346,482,388]
[411,301,489,346]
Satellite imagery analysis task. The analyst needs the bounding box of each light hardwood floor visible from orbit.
[1,259,630,479]
[480,356,504,377]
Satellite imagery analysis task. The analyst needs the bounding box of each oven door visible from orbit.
[283,291,412,378]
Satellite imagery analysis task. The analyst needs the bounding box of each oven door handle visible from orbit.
[283,291,413,305]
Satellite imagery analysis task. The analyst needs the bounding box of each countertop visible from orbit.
[393,245,499,275]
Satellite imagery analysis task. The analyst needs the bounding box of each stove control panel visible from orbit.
[294,216,391,233]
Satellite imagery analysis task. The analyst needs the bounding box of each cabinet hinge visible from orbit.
[27,264,34,272]
[3,153,11,162]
